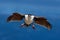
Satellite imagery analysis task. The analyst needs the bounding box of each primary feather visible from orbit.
[34,17,52,29]
[7,12,24,22]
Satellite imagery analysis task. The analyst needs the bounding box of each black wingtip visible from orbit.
[47,24,52,30]
[7,15,13,22]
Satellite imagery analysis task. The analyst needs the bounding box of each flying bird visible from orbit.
[7,12,52,30]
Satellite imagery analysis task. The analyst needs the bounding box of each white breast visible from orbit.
[25,15,34,25]
[31,15,34,20]
[25,15,28,20]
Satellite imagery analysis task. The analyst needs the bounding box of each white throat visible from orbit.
[31,15,34,20]
[25,15,28,20]
[25,15,34,24]
[25,15,34,20]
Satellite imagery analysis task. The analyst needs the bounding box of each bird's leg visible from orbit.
[21,23,25,27]
[32,24,35,29]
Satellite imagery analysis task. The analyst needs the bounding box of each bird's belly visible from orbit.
[25,19,33,25]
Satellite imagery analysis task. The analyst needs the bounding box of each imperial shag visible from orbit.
[7,12,52,30]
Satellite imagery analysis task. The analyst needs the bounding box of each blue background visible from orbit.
[0,0,60,40]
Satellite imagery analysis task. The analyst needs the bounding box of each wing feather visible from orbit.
[7,12,24,22]
[34,17,52,30]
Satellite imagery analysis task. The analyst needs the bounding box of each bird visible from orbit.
[7,12,52,30]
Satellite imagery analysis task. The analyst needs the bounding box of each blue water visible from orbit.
[0,0,60,40]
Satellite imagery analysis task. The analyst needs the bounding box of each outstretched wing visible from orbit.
[34,17,52,30]
[7,12,24,22]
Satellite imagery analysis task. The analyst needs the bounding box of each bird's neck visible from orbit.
[25,15,34,21]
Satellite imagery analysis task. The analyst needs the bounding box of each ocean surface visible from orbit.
[0,0,60,40]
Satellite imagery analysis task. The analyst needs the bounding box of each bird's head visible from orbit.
[28,14,32,17]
